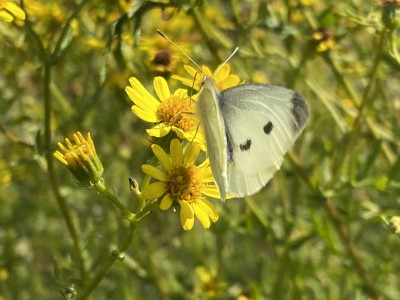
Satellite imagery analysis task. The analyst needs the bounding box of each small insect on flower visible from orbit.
[141,139,221,230]
[54,132,104,186]
[125,76,205,149]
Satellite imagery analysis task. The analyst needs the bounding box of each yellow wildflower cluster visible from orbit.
[125,63,242,230]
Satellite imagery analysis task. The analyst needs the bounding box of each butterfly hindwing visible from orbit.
[219,84,309,197]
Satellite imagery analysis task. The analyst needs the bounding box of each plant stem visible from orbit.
[288,155,381,299]
[328,29,387,180]
[324,199,381,299]
[23,0,90,284]
[76,222,137,300]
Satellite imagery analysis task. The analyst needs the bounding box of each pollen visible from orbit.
[157,95,198,132]
[167,164,204,202]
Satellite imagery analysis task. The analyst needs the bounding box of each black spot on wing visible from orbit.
[263,121,273,134]
[291,92,310,132]
[240,139,252,151]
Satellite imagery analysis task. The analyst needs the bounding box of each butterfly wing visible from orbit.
[197,78,228,200]
[219,83,310,197]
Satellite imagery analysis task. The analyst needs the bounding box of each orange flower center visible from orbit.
[167,164,204,202]
[157,95,198,132]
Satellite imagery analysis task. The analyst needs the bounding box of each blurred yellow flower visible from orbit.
[0,0,25,23]
[312,28,335,52]
[24,1,63,23]
[0,267,8,281]
[54,132,104,186]
[194,266,227,298]
[125,76,205,149]
[140,34,191,73]
[172,63,242,92]
[141,139,220,230]
[390,216,400,234]
[0,160,11,187]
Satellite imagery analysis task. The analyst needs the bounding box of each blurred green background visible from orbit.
[1,0,400,299]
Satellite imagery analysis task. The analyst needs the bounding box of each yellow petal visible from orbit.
[146,125,171,138]
[199,198,219,221]
[214,64,230,81]
[193,202,211,229]
[153,77,171,102]
[174,88,188,98]
[183,143,200,165]
[202,185,222,199]
[170,139,183,166]
[151,144,172,170]
[131,106,159,122]
[220,74,241,90]
[0,10,13,22]
[171,74,193,88]
[179,201,195,230]
[160,194,173,210]
[171,127,185,139]
[5,2,25,20]
[142,182,167,200]
[181,131,206,151]
[141,165,167,181]
[126,78,160,111]
[201,65,213,76]
[197,163,213,182]
[184,65,197,77]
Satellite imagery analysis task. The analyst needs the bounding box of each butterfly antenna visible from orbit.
[213,46,239,77]
[157,29,203,74]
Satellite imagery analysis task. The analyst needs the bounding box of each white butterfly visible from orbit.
[197,77,309,200]
[156,30,309,200]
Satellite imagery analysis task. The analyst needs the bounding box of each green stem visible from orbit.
[322,53,360,106]
[288,154,381,299]
[330,29,387,181]
[323,200,381,299]
[43,44,87,284]
[76,222,137,300]
[94,181,135,221]
[388,29,400,64]
[75,198,157,299]
[23,0,90,284]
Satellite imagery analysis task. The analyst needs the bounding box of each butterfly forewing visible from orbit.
[219,84,309,197]
[197,78,229,199]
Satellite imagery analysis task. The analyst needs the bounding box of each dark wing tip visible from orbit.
[291,92,310,133]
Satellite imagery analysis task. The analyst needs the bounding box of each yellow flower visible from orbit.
[0,267,8,281]
[172,63,242,92]
[24,1,63,23]
[140,34,191,73]
[141,139,220,230]
[389,216,400,234]
[194,266,227,299]
[312,28,335,52]
[0,160,11,187]
[0,0,25,23]
[54,132,104,186]
[125,76,205,149]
